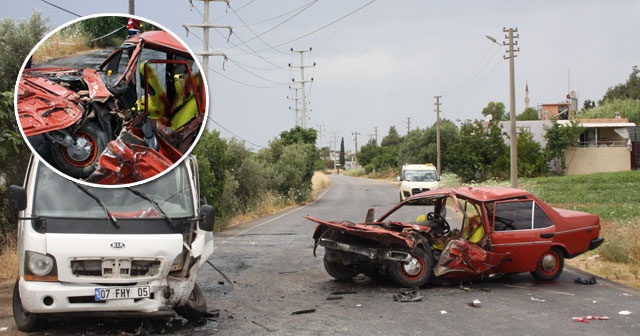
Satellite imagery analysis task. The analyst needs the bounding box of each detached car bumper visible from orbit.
[589,237,604,251]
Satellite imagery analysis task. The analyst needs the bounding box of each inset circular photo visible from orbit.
[15,14,208,187]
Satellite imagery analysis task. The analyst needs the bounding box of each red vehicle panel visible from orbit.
[306,186,603,287]
[17,30,206,184]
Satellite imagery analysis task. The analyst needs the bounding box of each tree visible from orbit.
[580,98,640,125]
[543,120,585,174]
[279,126,317,146]
[381,126,402,147]
[0,10,49,92]
[339,137,345,168]
[79,16,129,47]
[446,119,507,182]
[192,130,234,218]
[482,102,507,122]
[600,65,640,104]
[397,119,457,170]
[517,107,539,121]
[582,99,596,111]
[516,130,546,177]
[1,11,49,243]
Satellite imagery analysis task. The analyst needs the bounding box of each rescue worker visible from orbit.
[127,18,142,38]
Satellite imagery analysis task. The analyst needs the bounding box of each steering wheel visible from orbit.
[426,212,451,234]
[495,216,515,231]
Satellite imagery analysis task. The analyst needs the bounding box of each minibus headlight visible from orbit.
[26,251,56,276]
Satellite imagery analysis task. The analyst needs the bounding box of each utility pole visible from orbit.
[289,48,314,128]
[352,131,360,169]
[434,95,442,176]
[332,132,338,169]
[287,86,300,126]
[316,123,325,145]
[504,27,519,188]
[129,0,135,14]
[183,0,232,82]
[402,117,411,134]
[373,126,378,145]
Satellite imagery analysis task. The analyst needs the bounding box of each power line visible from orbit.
[228,58,288,85]
[224,0,319,56]
[229,3,288,56]
[207,116,265,149]
[40,0,81,17]
[244,0,318,27]
[186,28,289,85]
[258,0,377,52]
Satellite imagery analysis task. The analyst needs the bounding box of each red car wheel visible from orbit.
[532,247,565,281]
[389,248,432,287]
[50,121,107,178]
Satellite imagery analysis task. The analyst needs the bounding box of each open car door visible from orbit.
[434,239,511,277]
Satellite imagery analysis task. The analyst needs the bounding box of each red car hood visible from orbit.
[305,215,431,249]
[17,68,111,136]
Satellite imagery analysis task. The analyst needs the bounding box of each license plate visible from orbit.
[95,286,150,301]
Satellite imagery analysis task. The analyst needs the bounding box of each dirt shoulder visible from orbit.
[0,279,15,332]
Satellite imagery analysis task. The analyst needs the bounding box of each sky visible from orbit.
[7,0,640,153]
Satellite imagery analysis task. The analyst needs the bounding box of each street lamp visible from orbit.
[486,29,519,188]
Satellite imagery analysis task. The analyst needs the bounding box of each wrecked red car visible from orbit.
[306,187,604,287]
[17,30,205,184]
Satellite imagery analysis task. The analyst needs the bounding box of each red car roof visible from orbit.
[407,186,532,202]
[125,31,189,56]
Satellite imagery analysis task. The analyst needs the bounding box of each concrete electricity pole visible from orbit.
[373,126,378,145]
[504,27,519,188]
[352,131,360,169]
[402,117,411,134]
[183,0,232,80]
[129,0,135,14]
[486,28,519,187]
[287,86,300,126]
[434,95,442,176]
[289,48,314,128]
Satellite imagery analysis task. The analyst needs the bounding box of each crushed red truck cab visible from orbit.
[17,30,206,185]
[306,186,603,287]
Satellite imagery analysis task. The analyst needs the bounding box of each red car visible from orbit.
[17,30,206,184]
[306,187,603,287]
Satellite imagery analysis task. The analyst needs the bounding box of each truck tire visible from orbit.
[323,254,359,281]
[389,248,433,287]
[174,283,207,321]
[50,121,108,178]
[13,279,45,332]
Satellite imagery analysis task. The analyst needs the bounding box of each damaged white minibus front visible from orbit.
[8,155,214,332]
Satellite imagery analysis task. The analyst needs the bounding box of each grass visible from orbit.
[32,25,94,64]
[0,235,17,281]
[221,171,332,231]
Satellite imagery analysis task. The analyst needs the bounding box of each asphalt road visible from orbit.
[11,174,640,335]
[199,174,640,336]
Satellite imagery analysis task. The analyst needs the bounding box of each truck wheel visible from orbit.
[174,283,207,321]
[532,247,564,281]
[13,279,45,332]
[389,248,433,288]
[323,255,359,281]
[50,121,108,178]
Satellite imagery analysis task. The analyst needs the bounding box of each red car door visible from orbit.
[487,199,556,274]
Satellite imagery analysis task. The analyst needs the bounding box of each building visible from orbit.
[558,118,636,175]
